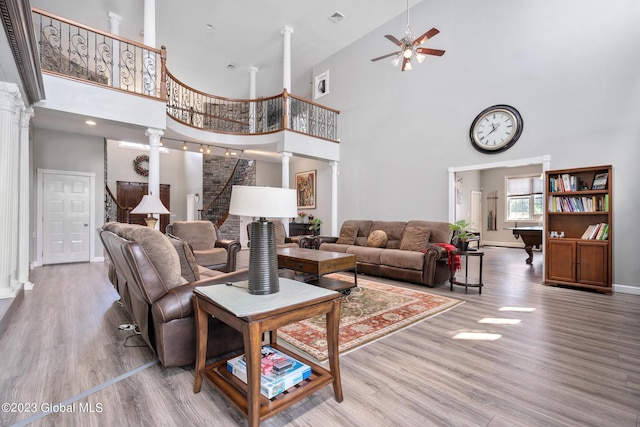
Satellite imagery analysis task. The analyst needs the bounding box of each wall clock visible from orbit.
[470,104,523,154]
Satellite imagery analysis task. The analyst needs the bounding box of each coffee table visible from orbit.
[193,278,343,427]
[277,247,357,294]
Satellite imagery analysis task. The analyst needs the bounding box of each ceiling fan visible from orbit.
[371,1,445,72]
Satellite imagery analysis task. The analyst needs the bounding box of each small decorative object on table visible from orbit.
[309,218,322,236]
[448,219,475,251]
[297,211,308,224]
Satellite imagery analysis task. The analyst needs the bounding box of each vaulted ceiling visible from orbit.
[30,0,424,98]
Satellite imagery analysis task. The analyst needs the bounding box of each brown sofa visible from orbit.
[313,220,452,287]
[99,222,245,367]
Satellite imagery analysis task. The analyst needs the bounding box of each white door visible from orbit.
[470,190,482,233]
[42,173,92,264]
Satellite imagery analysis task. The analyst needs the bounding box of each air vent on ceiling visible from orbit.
[329,11,345,23]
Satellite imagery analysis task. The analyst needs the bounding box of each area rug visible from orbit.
[278,274,463,362]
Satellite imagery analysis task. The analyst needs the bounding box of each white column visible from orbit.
[281,26,294,92]
[281,152,292,189]
[248,66,258,133]
[146,128,163,196]
[108,11,121,89]
[281,152,293,234]
[143,0,156,96]
[146,128,163,229]
[18,107,34,290]
[143,0,156,47]
[330,161,339,236]
[0,82,23,299]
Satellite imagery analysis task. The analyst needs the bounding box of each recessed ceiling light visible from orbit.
[329,11,345,23]
[205,24,213,30]
[85,120,96,126]
[226,63,238,70]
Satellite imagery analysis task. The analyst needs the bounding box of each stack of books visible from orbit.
[581,223,609,240]
[226,346,311,399]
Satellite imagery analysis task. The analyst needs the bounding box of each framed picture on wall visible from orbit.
[314,70,329,99]
[295,170,316,209]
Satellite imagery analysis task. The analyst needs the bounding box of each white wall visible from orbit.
[313,0,640,289]
[33,128,105,258]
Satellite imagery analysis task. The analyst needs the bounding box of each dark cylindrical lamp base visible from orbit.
[248,220,279,295]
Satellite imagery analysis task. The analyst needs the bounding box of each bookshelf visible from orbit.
[544,165,612,293]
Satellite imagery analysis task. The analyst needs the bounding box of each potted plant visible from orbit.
[448,219,475,250]
[308,218,322,236]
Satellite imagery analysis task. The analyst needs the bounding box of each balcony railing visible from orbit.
[32,8,166,100]
[31,8,339,141]
[166,71,339,142]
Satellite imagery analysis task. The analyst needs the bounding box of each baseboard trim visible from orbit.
[613,284,640,295]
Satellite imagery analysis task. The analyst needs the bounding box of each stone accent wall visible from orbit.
[202,155,255,240]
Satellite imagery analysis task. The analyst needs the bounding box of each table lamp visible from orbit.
[130,194,170,229]
[229,185,297,295]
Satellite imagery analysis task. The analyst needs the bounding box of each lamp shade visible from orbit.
[130,195,170,215]
[229,185,297,219]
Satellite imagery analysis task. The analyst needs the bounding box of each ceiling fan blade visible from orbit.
[384,34,403,46]
[414,28,440,46]
[371,52,400,62]
[401,57,411,71]
[416,47,446,56]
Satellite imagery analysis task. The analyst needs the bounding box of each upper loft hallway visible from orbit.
[30,7,340,163]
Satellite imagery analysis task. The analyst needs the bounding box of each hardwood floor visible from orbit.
[1,246,638,426]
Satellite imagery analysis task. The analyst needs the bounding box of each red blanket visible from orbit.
[434,243,461,272]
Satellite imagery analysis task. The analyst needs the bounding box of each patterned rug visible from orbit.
[278,274,463,362]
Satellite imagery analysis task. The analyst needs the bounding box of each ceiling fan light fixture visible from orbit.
[370,0,445,72]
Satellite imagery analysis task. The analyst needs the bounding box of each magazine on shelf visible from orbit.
[226,346,311,399]
[591,172,608,190]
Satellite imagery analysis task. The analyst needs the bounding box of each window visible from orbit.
[505,175,543,221]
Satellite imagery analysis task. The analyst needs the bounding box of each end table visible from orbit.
[450,250,484,294]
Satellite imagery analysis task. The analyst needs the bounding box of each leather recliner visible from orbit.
[99,222,246,367]
[166,220,241,273]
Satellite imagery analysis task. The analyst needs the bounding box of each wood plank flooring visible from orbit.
[0,246,638,426]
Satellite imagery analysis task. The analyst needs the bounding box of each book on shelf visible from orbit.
[591,172,608,190]
[580,223,609,240]
[226,346,311,399]
[548,195,608,213]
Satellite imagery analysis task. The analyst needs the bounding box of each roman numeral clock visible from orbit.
[470,105,523,154]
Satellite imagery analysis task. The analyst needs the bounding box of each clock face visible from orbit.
[470,105,523,154]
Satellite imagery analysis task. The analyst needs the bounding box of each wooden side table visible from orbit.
[193,278,343,427]
[449,250,484,294]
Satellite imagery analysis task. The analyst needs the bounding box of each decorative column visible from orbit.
[108,11,122,89]
[145,127,163,229]
[330,161,339,236]
[0,82,23,299]
[248,66,258,133]
[281,152,293,234]
[18,107,34,290]
[143,0,156,96]
[281,26,294,92]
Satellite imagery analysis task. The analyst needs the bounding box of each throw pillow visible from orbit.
[366,230,388,248]
[400,226,431,252]
[336,225,359,245]
[167,235,201,283]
